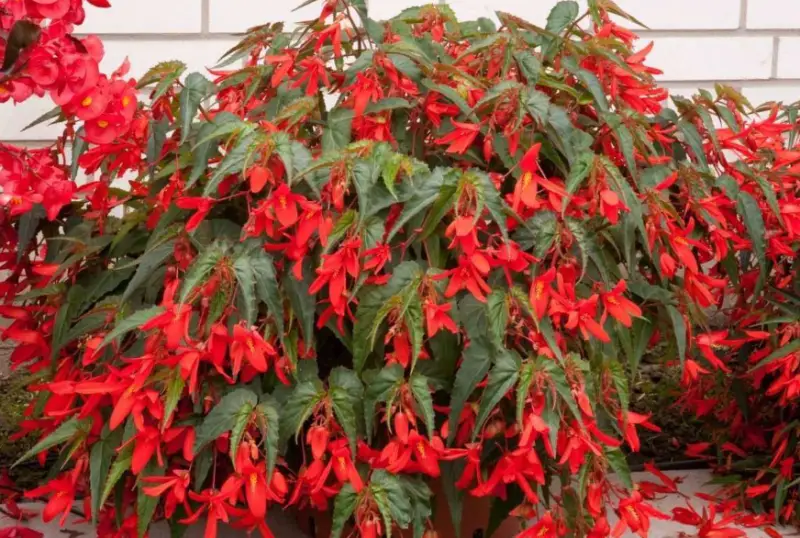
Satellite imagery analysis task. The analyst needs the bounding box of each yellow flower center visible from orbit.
[97,120,109,129]
[82,96,93,107]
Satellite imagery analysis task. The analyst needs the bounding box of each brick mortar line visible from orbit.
[638,29,800,38]
[201,0,210,34]
[772,36,781,78]
[740,0,748,29]
[76,29,800,40]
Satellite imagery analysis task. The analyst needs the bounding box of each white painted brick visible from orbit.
[446,0,585,25]
[647,37,773,81]
[209,0,319,33]
[0,97,63,141]
[614,0,740,29]
[101,39,240,79]
[80,0,202,34]
[445,0,738,29]
[777,38,800,78]
[369,0,435,21]
[747,0,800,29]
[741,85,800,105]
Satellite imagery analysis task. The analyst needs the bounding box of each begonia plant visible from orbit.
[0,0,798,537]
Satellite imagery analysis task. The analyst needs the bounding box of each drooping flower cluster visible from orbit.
[0,0,797,537]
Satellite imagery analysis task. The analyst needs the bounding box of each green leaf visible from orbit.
[162,371,185,430]
[666,305,686,367]
[254,398,281,480]
[542,357,580,422]
[137,463,164,537]
[750,339,800,371]
[603,113,636,175]
[473,350,520,440]
[352,262,422,373]
[472,170,510,242]
[677,119,710,172]
[514,51,540,85]
[605,448,632,489]
[17,204,44,262]
[546,1,580,34]
[284,263,316,348]
[371,470,413,538]
[608,359,629,415]
[401,476,433,538]
[193,389,257,453]
[448,337,493,445]
[204,130,260,196]
[179,72,216,143]
[14,417,86,467]
[233,253,259,326]
[90,426,122,523]
[323,108,354,151]
[737,191,767,294]
[514,211,558,258]
[281,381,325,444]
[123,240,175,302]
[180,243,225,304]
[486,290,509,350]
[100,453,131,508]
[100,306,165,350]
[331,484,359,538]
[387,168,446,241]
[516,362,535,427]
[409,374,436,439]
[251,250,284,334]
[330,367,364,456]
[524,89,550,124]
[775,479,789,520]
[564,152,595,211]
[364,364,405,442]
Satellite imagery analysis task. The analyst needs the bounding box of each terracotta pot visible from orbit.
[294,483,520,538]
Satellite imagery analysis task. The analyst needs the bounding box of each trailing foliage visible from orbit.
[0,0,798,537]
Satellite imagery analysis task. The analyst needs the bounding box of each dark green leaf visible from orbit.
[546,1,579,34]
[330,367,364,456]
[284,263,316,347]
[677,119,709,172]
[514,51,540,84]
[352,262,422,373]
[90,426,122,523]
[605,448,632,489]
[137,463,163,538]
[448,337,493,444]
[323,108,354,151]
[666,305,686,367]
[564,152,595,211]
[486,290,508,350]
[371,470,413,538]
[473,350,520,440]
[179,243,224,304]
[193,389,257,453]
[17,205,44,262]
[255,398,280,480]
[179,72,216,143]
[100,306,165,350]
[162,372,185,430]
[14,417,86,467]
[409,374,435,439]
[123,240,175,302]
[331,484,358,538]
[204,130,260,196]
[281,381,325,444]
[364,364,405,442]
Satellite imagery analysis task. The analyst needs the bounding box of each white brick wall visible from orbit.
[2,0,800,142]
